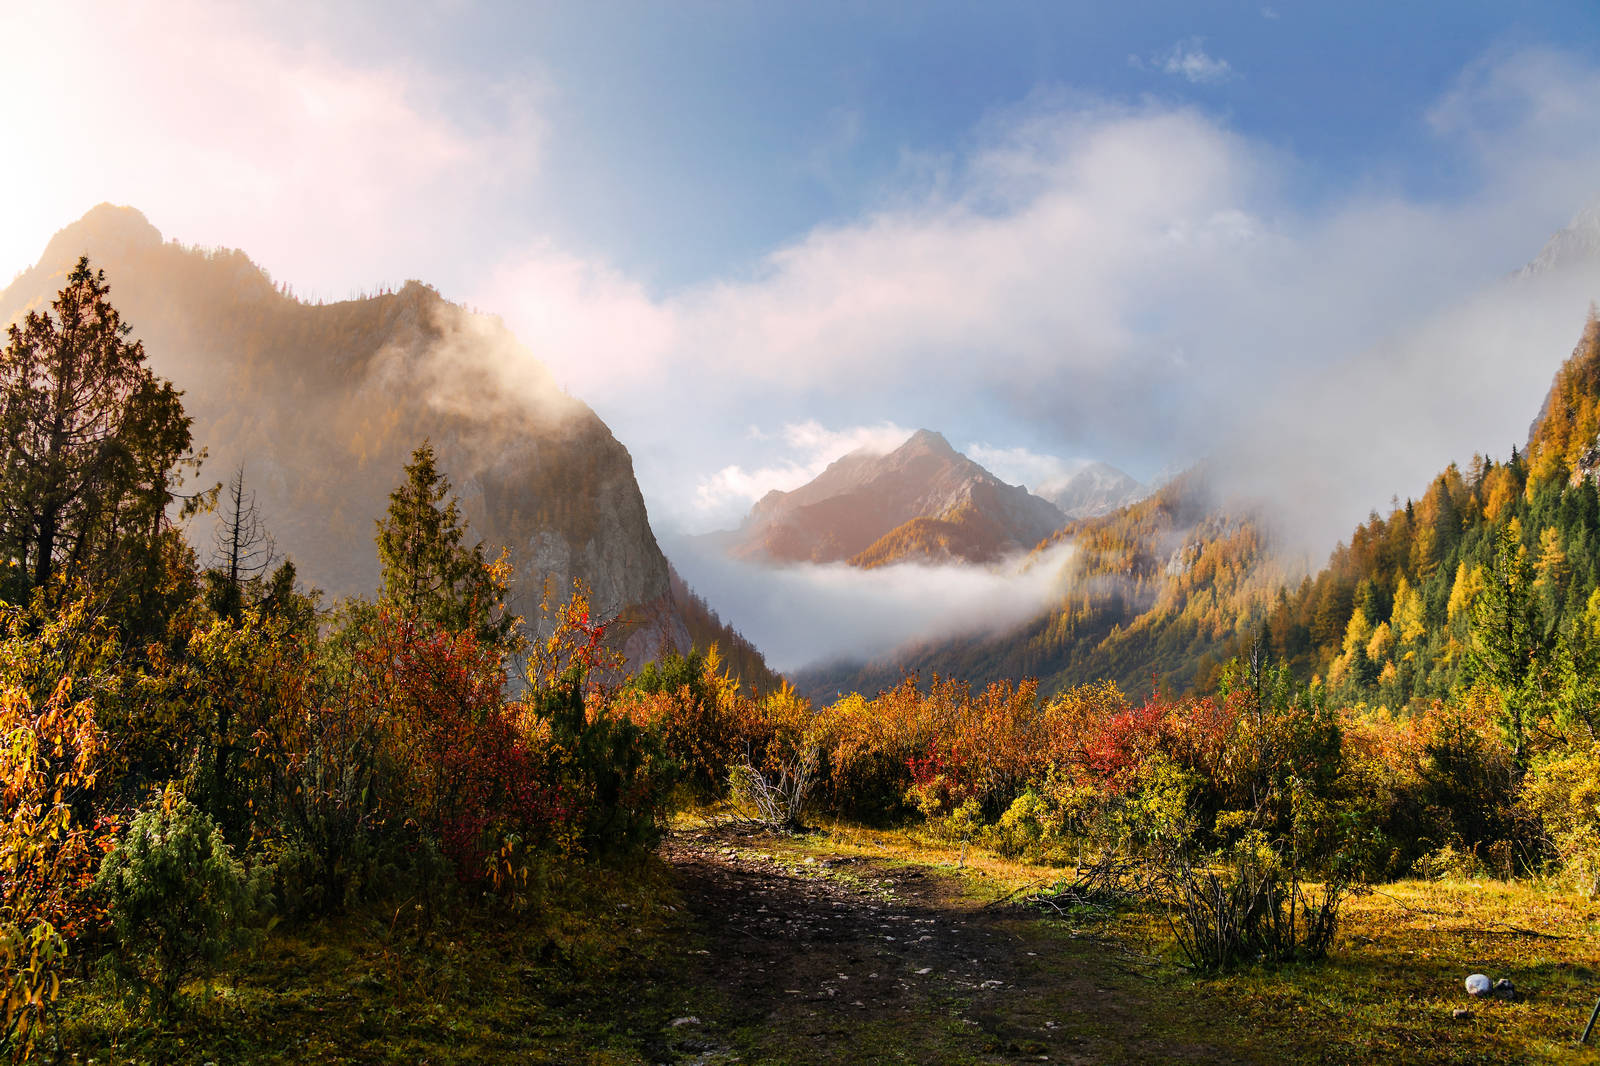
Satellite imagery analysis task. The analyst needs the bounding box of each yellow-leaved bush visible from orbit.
[0,598,116,1059]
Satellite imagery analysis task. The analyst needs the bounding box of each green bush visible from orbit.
[536,670,678,858]
[94,788,269,1016]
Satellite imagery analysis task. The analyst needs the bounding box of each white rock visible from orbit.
[1465,973,1491,996]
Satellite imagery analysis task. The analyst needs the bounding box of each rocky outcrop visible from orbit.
[2,205,689,664]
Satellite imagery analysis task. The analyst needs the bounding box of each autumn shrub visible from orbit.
[814,690,924,822]
[1157,832,1353,971]
[94,788,268,1017]
[259,637,394,916]
[989,790,1056,857]
[621,649,744,800]
[529,671,674,857]
[727,684,821,830]
[522,590,677,859]
[1410,693,1530,874]
[904,677,1049,819]
[165,608,315,849]
[1522,743,1600,894]
[0,597,119,1060]
[357,612,563,881]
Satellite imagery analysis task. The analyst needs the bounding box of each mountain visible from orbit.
[726,429,1067,567]
[795,466,1286,701]
[1,205,689,665]
[1516,202,1600,280]
[799,205,1600,704]
[1037,461,1147,519]
[808,308,1600,711]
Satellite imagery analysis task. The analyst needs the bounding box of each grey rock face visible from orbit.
[2,205,688,665]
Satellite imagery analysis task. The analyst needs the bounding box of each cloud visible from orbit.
[487,98,1277,473]
[691,420,912,528]
[0,1,542,299]
[964,444,1082,491]
[665,537,1077,672]
[1138,39,1237,85]
[468,45,1600,569]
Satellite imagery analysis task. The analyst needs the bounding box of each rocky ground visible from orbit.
[652,824,1255,1065]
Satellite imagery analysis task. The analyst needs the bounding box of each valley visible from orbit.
[8,163,1600,1066]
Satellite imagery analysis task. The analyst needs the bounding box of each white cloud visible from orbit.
[666,536,1077,672]
[691,420,912,528]
[965,444,1082,491]
[1152,39,1236,85]
[0,1,542,299]
[471,46,1600,563]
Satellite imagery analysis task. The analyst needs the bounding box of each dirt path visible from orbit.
[654,826,1255,1066]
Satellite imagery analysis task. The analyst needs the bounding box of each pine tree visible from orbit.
[375,441,515,646]
[1469,526,1545,771]
[0,257,205,602]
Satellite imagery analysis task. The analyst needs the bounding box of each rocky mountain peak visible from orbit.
[895,428,957,457]
[721,429,1065,567]
[1517,201,1600,279]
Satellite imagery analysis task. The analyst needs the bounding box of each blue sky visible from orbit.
[483,1,1600,284]
[5,1,1600,557]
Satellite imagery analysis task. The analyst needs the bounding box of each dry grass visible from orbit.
[737,816,1600,1064]
[50,811,1600,1065]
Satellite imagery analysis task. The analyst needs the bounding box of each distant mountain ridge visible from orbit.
[1037,461,1147,519]
[1,204,691,664]
[795,465,1285,702]
[726,429,1067,567]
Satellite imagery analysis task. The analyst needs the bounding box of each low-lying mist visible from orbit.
[663,537,1077,674]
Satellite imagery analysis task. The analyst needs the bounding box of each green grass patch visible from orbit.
[52,858,702,1065]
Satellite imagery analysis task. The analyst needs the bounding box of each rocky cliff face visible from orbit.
[1,204,689,663]
[726,429,1066,566]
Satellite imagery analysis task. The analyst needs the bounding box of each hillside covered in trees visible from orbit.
[804,313,1600,718]
[1265,311,1600,719]
[797,466,1286,701]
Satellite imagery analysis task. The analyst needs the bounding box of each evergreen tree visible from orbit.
[0,257,205,604]
[1468,526,1546,771]
[375,441,515,647]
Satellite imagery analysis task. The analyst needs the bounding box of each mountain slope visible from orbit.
[1254,308,1600,707]
[1516,202,1600,280]
[728,429,1065,567]
[797,467,1287,700]
[1,204,689,663]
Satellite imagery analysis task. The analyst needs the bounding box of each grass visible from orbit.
[51,858,705,1065]
[40,816,1600,1064]
[708,816,1600,1064]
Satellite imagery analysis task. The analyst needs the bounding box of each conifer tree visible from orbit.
[375,441,515,647]
[1469,526,1546,771]
[0,257,205,603]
